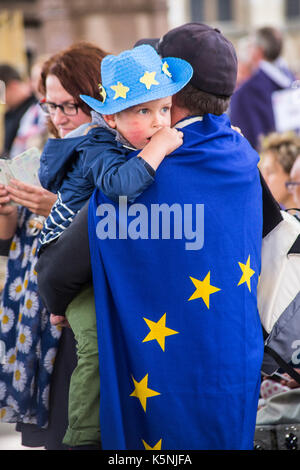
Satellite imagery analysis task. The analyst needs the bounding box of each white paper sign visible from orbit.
[272,87,300,133]
[0,147,41,187]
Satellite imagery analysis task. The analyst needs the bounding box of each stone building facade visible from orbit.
[0,0,168,58]
[1,0,300,71]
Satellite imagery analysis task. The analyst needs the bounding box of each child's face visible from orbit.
[105,96,172,149]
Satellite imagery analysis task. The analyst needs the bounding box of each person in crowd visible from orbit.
[235,36,257,88]
[288,155,300,208]
[0,42,107,450]
[37,23,264,450]
[0,64,39,158]
[37,44,191,450]
[7,57,50,158]
[230,26,295,150]
[259,131,300,209]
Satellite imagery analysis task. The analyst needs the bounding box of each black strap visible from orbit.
[288,234,300,255]
[259,171,283,237]
[264,346,300,384]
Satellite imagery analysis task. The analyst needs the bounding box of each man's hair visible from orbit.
[260,131,300,174]
[0,64,21,85]
[39,42,107,137]
[173,83,230,116]
[254,27,283,62]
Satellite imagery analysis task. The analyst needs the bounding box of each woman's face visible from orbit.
[260,151,289,204]
[45,75,91,138]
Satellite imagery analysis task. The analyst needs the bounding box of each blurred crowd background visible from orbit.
[0,0,300,450]
[1,0,300,198]
[2,0,300,150]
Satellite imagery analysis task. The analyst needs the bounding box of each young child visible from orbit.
[38,44,193,449]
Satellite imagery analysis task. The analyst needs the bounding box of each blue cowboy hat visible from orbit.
[80,44,193,115]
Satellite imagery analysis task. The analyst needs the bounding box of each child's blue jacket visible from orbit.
[38,126,154,247]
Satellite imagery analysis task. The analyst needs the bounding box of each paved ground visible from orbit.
[0,422,31,450]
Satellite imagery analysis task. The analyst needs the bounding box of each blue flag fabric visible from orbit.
[88,114,264,450]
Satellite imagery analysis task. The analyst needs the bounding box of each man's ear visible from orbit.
[102,114,117,128]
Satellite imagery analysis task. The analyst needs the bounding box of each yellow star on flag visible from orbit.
[110,81,130,99]
[140,71,159,89]
[143,313,178,351]
[188,272,221,308]
[238,255,255,292]
[142,439,162,450]
[130,373,160,412]
[162,61,172,77]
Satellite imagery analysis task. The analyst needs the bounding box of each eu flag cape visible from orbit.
[88,114,264,450]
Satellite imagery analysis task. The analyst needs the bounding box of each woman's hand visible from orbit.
[0,184,18,239]
[280,369,300,389]
[6,179,57,217]
[0,184,16,216]
[50,313,70,328]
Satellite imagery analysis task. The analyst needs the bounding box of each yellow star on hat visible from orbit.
[110,81,130,99]
[140,71,159,90]
[162,61,172,77]
[98,83,107,102]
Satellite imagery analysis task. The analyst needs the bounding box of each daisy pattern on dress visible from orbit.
[0,307,15,334]
[23,291,39,318]
[40,309,48,331]
[29,263,38,284]
[0,208,61,428]
[8,276,24,302]
[0,381,7,400]
[42,384,50,409]
[13,361,27,392]
[50,323,62,339]
[44,348,57,374]
[30,376,35,397]
[9,239,21,260]
[2,347,17,373]
[0,406,15,422]
[23,274,29,291]
[36,339,41,360]
[17,325,33,354]
[29,244,37,262]
[21,244,31,268]
[7,395,20,413]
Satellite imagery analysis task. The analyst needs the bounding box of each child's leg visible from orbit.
[62,285,101,447]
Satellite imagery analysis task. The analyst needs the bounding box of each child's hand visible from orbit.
[150,127,184,155]
[138,127,183,170]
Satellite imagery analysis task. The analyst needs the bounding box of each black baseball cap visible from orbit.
[135,23,237,97]
[134,38,160,51]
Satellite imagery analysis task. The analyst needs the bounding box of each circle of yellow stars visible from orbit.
[129,253,256,450]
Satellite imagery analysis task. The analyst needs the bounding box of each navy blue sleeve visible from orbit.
[79,127,155,203]
[36,201,91,315]
[229,86,261,150]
